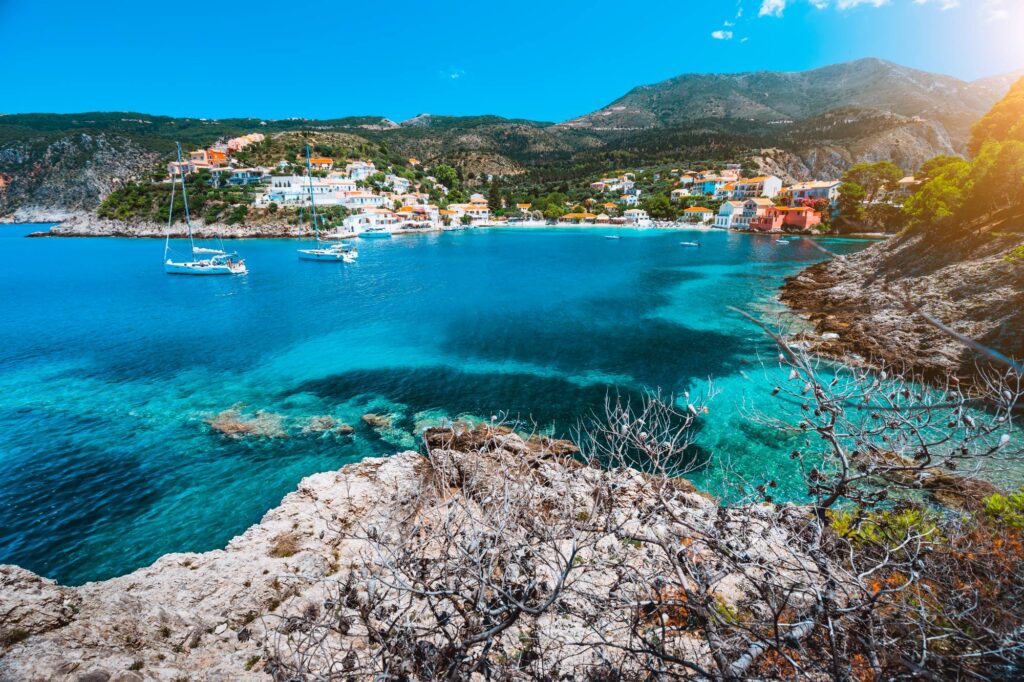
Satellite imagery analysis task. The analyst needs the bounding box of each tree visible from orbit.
[542,203,566,220]
[488,178,503,213]
[970,76,1024,155]
[836,181,867,224]
[433,164,459,190]
[967,139,1024,214]
[642,193,675,220]
[903,156,971,227]
[843,161,903,204]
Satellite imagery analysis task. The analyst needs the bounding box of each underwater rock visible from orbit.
[206,408,286,439]
[360,413,392,429]
[304,415,339,433]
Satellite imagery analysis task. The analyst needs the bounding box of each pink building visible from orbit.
[781,206,822,230]
[749,208,785,232]
[750,206,822,232]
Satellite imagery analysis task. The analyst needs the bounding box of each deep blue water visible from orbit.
[0,224,871,584]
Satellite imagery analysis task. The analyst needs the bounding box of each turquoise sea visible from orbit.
[0,225,872,585]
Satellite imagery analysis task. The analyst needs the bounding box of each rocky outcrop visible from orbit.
[0,133,161,217]
[782,213,1024,379]
[0,424,812,680]
[25,212,314,239]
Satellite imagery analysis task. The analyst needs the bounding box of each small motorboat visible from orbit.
[359,226,392,239]
[679,241,700,247]
[605,235,621,240]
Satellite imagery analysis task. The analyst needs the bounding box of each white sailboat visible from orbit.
[297,144,358,262]
[164,142,247,275]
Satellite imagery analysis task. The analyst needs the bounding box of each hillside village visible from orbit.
[106,130,923,236]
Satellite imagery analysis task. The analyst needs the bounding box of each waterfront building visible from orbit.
[713,201,745,229]
[558,212,598,224]
[342,209,401,233]
[622,208,653,227]
[681,206,714,224]
[734,197,774,229]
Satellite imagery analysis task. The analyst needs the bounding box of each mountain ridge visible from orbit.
[2,58,1021,217]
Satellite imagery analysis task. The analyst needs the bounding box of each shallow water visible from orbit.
[0,225,871,584]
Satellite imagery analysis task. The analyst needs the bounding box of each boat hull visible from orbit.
[164,260,247,275]
[297,249,350,261]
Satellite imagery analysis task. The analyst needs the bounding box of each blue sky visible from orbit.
[1,0,1022,122]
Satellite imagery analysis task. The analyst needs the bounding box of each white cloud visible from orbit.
[759,0,976,15]
[835,0,890,8]
[914,0,960,8]
[711,29,735,39]
[983,0,1010,22]
[759,0,787,16]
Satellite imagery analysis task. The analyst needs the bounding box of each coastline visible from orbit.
[0,426,732,680]
[780,230,1023,381]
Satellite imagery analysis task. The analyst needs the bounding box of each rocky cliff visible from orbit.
[0,132,162,220]
[782,210,1024,379]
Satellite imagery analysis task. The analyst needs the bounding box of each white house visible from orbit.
[386,174,412,194]
[342,209,401,234]
[622,208,653,227]
[670,188,691,202]
[346,161,377,181]
[734,176,783,200]
[788,180,841,207]
[713,201,745,229]
[256,175,360,207]
[681,206,714,224]
[733,197,774,229]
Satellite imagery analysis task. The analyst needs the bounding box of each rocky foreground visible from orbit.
[782,219,1024,380]
[0,425,815,681]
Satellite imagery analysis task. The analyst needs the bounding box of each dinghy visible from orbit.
[164,142,247,275]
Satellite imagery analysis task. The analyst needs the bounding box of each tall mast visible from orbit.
[164,153,178,263]
[175,142,196,259]
[305,144,320,245]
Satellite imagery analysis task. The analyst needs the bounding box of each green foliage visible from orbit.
[836,181,867,223]
[970,76,1024,156]
[966,140,1024,214]
[902,156,972,228]
[1005,244,1024,263]
[984,489,1024,530]
[843,161,903,203]
[642,193,676,220]
[829,507,942,550]
[433,164,459,190]
[488,178,503,213]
